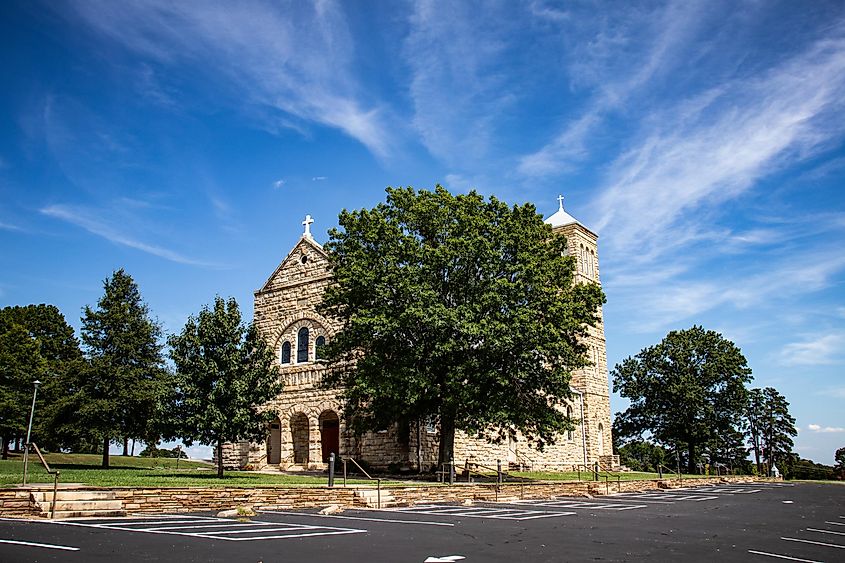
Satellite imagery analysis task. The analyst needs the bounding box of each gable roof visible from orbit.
[256,235,330,294]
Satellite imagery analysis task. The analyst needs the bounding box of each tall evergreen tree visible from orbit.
[745,387,796,475]
[168,296,281,477]
[79,269,166,467]
[0,323,47,459]
[612,326,751,473]
[319,186,605,468]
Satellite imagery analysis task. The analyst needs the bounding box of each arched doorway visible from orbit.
[291,413,310,465]
[267,417,281,465]
[319,410,340,463]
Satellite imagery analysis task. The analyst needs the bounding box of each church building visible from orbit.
[219,198,618,472]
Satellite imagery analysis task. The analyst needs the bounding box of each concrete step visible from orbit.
[37,500,124,512]
[31,490,116,502]
[41,509,126,519]
[354,488,398,508]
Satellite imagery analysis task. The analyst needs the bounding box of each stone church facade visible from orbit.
[219,200,618,472]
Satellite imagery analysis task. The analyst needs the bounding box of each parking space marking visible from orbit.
[259,509,455,527]
[498,499,647,511]
[47,515,367,542]
[807,527,845,536]
[747,549,822,562]
[612,492,719,501]
[781,537,845,549]
[388,505,575,521]
[825,521,845,526]
[0,539,80,551]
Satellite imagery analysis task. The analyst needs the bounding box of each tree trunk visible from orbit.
[122,437,129,457]
[751,432,761,474]
[131,439,135,456]
[437,414,456,471]
[687,443,696,474]
[102,437,110,468]
[1,437,7,460]
[416,420,423,474]
[216,441,224,478]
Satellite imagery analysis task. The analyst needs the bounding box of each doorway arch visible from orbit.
[291,413,310,465]
[319,410,340,463]
[267,417,281,465]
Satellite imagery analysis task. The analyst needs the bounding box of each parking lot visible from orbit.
[0,481,842,562]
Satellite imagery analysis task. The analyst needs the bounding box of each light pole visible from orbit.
[22,379,41,486]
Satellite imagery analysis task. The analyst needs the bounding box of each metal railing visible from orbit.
[340,457,382,509]
[27,443,60,519]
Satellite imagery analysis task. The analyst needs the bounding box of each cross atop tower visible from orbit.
[302,214,314,237]
[557,194,565,211]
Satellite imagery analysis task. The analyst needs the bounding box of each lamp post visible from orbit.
[22,379,41,486]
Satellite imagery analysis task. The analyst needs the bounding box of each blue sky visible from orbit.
[1,1,843,463]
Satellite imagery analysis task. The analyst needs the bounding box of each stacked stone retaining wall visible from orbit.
[0,476,773,518]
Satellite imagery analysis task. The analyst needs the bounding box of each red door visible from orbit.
[321,420,339,462]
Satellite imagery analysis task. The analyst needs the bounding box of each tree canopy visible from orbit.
[319,186,605,468]
[168,296,281,477]
[0,304,82,457]
[612,325,751,473]
[745,387,797,475]
[79,269,167,467]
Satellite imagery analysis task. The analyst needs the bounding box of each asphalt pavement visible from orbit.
[0,481,842,562]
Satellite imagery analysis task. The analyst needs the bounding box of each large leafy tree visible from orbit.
[0,324,47,458]
[612,326,751,473]
[0,305,83,456]
[745,387,796,475]
[80,269,167,467]
[168,296,281,477]
[319,186,605,468]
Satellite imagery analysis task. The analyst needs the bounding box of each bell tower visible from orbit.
[545,196,615,468]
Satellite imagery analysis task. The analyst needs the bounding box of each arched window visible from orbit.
[579,244,585,273]
[281,341,291,364]
[315,335,326,360]
[297,327,309,363]
[566,406,573,440]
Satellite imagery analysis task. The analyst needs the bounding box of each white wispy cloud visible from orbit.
[41,203,216,267]
[312,176,327,182]
[64,0,393,159]
[807,424,845,433]
[593,26,845,258]
[519,0,708,176]
[272,179,285,189]
[0,220,22,231]
[780,332,845,366]
[403,0,518,167]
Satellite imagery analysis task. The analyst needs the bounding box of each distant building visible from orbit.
[219,200,617,471]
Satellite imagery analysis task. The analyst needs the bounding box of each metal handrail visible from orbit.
[29,443,60,519]
[341,457,382,509]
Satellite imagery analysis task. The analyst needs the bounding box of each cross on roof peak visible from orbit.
[557,194,565,211]
[302,214,314,237]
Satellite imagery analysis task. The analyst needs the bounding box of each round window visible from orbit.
[300,254,308,264]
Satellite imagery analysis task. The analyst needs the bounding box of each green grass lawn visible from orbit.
[0,453,387,487]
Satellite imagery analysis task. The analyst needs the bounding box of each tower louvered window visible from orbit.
[281,341,291,364]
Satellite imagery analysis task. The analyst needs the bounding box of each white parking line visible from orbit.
[781,537,845,549]
[498,499,647,511]
[0,539,80,551]
[747,549,822,562]
[388,505,575,521]
[259,509,455,527]
[807,527,845,536]
[825,521,845,526]
[45,515,367,542]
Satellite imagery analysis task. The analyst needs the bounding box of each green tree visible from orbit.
[616,440,668,472]
[79,269,167,467]
[168,296,281,477]
[0,324,47,458]
[1,304,85,453]
[319,186,605,468]
[836,447,845,469]
[745,387,796,475]
[612,326,751,473]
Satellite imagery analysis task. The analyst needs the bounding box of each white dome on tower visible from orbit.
[544,195,582,228]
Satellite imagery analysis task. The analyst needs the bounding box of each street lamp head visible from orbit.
[33,380,41,387]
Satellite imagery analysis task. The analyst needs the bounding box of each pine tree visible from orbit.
[79,269,166,467]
